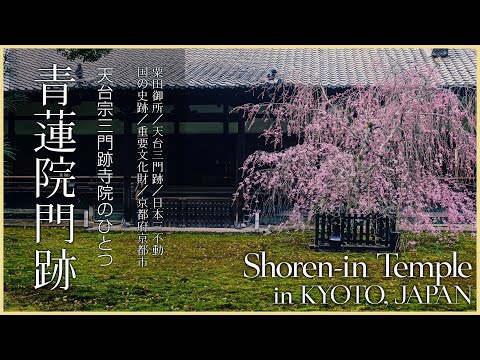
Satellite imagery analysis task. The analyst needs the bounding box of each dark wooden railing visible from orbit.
[147,197,234,228]
[311,213,400,252]
[4,176,236,228]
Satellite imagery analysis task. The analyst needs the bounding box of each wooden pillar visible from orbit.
[174,113,180,135]
[7,110,15,174]
[122,113,132,223]
[174,90,185,135]
[117,90,136,224]
[223,104,229,135]
[235,115,246,223]
[7,111,15,146]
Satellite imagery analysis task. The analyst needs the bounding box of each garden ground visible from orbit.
[3,227,476,312]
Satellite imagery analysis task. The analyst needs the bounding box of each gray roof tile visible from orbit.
[3,48,476,91]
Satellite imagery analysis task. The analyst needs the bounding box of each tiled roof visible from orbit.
[4,48,476,91]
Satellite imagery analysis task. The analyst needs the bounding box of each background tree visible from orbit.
[235,66,476,232]
[56,49,112,62]
[4,93,28,174]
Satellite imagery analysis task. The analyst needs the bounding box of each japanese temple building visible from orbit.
[3,48,477,227]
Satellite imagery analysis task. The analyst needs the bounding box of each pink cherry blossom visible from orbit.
[234,65,476,232]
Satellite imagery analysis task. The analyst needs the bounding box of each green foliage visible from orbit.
[4,139,15,159]
[3,228,476,312]
[4,93,28,113]
[3,93,25,175]
[4,138,15,175]
[56,49,112,62]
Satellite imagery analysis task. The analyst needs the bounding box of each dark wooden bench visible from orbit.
[311,213,400,252]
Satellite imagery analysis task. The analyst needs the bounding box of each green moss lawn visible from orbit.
[3,227,476,312]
